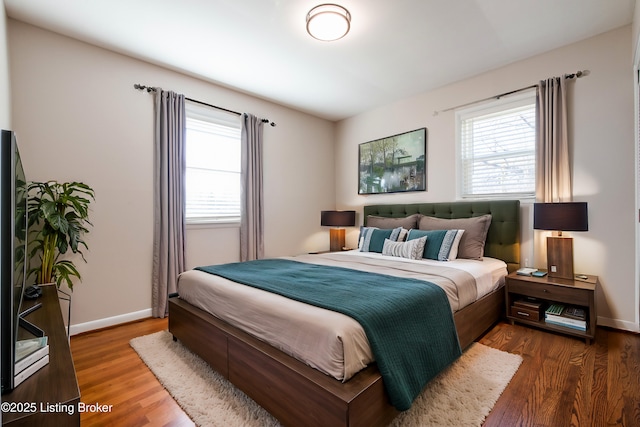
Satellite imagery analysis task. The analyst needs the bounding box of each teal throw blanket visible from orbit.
[196,259,461,411]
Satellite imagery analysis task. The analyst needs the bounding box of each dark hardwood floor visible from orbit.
[70,318,640,426]
[480,322,640,427]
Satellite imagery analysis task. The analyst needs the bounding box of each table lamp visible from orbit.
[533,202,588,280]
[321,210,356,252]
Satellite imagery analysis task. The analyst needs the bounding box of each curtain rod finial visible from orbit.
[134,83,157,92]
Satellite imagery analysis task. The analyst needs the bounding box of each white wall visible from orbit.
[336,26,637,331]
[6,17,637,333]
[634,0,640,63]
[8,20,335,331]
[0,0,10,128]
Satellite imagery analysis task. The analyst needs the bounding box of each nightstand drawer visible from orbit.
[510,306,541,321]
[508,280,591,305]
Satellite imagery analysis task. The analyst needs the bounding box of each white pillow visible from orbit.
[382,236,427,260]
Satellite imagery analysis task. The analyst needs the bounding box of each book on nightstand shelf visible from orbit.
[545,303,587,330]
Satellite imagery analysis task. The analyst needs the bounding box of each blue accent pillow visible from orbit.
[359,227,403,253]
[406,229,464,261]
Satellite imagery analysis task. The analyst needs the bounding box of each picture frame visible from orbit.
[358,128,427,194]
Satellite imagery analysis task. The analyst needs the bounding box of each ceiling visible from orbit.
[4,0,635,121]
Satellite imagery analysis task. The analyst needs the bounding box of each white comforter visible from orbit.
[177,251,507,381]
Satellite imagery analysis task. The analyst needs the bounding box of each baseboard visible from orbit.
[67,312,640,336]
[597,316,640,333]
[69,308,153,336]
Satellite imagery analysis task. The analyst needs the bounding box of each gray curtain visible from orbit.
[240,113,265,261]
[152,90,186,317]
[536,76,571,202]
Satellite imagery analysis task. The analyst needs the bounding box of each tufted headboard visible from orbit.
[363,200,520,273]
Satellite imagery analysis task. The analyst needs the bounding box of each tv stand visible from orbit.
[1,284,80,426]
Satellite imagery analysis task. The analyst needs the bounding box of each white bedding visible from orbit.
[331,250,506,299]
[176,251,507,381]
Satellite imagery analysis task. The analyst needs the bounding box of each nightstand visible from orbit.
[505,272,598,344]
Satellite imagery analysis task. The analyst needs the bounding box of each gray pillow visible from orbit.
[382,236,427,260]
[418,214,492,260]
[366,214,419,230]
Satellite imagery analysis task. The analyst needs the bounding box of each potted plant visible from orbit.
[27,181,95,290]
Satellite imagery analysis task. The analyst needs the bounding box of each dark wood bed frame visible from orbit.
[169,201,520,427]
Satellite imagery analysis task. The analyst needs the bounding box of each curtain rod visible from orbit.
[433,70,588,116]
[133,84,276,127]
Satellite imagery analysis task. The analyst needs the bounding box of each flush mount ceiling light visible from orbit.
[306,4,351,41]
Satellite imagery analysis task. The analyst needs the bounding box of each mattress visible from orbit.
[177,251,507,381]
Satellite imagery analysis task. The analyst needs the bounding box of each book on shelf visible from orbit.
[15,338,49,375]
[563,306,587,320]
[545,303,587,320]
[14,354,49,387]
[545,318,587,331]
[544,303,587,330]
[15,336,48,362]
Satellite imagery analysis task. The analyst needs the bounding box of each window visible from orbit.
[185,101,241,223]
[457,91,536,199]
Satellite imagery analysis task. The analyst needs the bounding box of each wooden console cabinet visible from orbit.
[505,272,597,344]
[2,284,80,426]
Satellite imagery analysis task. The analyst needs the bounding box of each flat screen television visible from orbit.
[0,129,28,394]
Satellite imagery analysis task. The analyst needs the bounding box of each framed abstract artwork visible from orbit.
[358,128,427,194]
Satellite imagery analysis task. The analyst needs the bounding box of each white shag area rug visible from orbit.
[130,331,522,427]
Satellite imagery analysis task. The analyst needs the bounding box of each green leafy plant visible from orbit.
[27,181,95,290]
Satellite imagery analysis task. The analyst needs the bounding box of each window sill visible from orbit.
[459,194,535,203]
[186,220,240,230]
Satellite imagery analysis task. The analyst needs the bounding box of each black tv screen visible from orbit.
[1,129,28,394]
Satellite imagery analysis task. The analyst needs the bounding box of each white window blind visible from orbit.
[185,102,241,223]
[457,92,536,199]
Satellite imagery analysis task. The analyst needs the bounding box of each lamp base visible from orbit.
[546,236,574,280]
[329,228,345,252]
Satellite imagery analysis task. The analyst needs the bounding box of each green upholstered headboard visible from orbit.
[363,200,521,273]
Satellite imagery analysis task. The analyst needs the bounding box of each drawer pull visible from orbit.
[543,289,549,293]
[517,311,530,317]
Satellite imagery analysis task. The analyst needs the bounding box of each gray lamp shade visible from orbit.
[533,202,588,232]
[321,210,356,227]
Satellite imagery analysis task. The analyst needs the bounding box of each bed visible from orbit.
[168,200,520,427]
